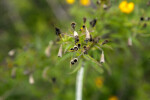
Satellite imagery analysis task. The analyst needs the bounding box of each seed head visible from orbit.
[55,27,61,36]
[71,22,76,30]
[90,19,97,27]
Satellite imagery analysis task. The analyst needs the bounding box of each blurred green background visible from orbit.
[0,0,150,100]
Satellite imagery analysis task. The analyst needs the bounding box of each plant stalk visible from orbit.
[76,64,84,100]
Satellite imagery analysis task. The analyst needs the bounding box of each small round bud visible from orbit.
[78,44,81,48]
[140,17,144,21]
[74,58,78,63]
[52,77,56,83]
[96,0,101,5]
[55,27,61,36]
[70,48,74,50]
[83,17,87,23]
[90,19,97,27]
[74,46,78,51]
[70,60,75,65]
[71,22,76,30]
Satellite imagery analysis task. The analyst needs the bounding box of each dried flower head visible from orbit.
[71,22,76,30]
[83,17,87,23]
[90,19,97,27]
[55,27,61,36]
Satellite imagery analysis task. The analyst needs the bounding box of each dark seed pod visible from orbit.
[83,46,88,54]
[75,38,79,43]
[82,25,85,29]
[78,44,81,49]
[83,50,88,54]
[143,23,147,28]
[70,48,74,51]
[83,17,87,23]
[55,27,61,36]
[74,58,78,63]
[74,46,78,51]
[90,19,97,27]
[96,0,101,5]
[146,17,150,21]
[147,1,150,6]
[140,17,144,21]
[102,39,109,45]
[93,37,100,43]
[52,77,56,83]
[71,22,76,30]
[90,35,93,42]
[83,46,87,49]
[70,60,75,65]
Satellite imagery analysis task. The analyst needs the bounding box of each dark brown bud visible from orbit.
[83,46,87,49]
[96,0,101,5]
[75,38,79,43]
[147,1,150,6]
[70,48,74,51]
[143,23,147,28]
[55,27,61,36]
[90,19,97,27]
[52,77,56,83]
[71,60,75,65]
[102,40,109,45]
[74,58,78,63]
[83,17,87,23]
[71,22,76,30]
[93,37,100,43]
[82,25,85,29]
[74,46,78,51]
[140,17,144,21]
[78,44,81,49]
[83,50,88,54]
[90,35,93,42]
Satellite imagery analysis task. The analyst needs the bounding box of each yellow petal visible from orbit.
[128,2,134,12]
[66,0,75,4]
[80,0,90,6]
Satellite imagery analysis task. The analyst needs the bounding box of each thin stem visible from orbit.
[76,63,84,100]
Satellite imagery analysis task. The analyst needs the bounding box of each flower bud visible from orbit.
[45,41,53,57]
[90,19,97,27]
[74,45,78,51]
[74,31,78,37]
[100,51,105,63]
[128,37,132,46]
[71,22,76,30]
[74,58,78,63]
[83,17,87,23]
[29,74,34,84]
[11,67,16,79]
[58,44,63,57]
[55,27,61,36]
[8,49,15,56]
[85,28,90,42]
[70,59,75,65]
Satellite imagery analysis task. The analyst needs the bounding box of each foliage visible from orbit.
[0,0,150,100]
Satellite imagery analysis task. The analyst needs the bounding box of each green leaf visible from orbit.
[83,55,102,67]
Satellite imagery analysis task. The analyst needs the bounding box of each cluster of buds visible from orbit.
[54,17,110,66]
[96,0,111,10]
[140,16,150,28]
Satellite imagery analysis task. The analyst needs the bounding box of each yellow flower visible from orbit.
[108,96,118,100]
[119,1,134,14]
[95,77,103,88]
[80,0,90,6]
[66,0,75,4]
